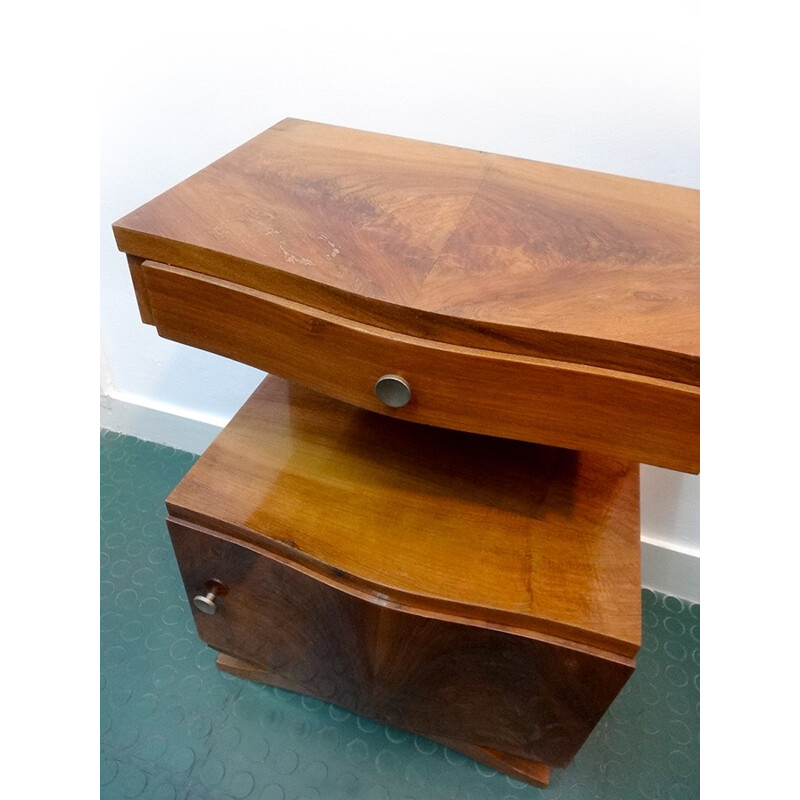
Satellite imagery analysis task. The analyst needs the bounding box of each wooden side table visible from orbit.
[112,119,699,787]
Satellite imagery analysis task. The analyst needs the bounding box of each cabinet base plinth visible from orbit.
[216,652,551,788]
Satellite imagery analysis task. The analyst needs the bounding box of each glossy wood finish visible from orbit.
[217,653,551,788]
[113,118,699,472]
[144,260,698,473]
[167,376,642,658]
[113,118,698,385]
[169,518,634,769]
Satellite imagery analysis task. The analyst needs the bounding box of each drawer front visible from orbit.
[168,518,634,768]
[141,261,698,472]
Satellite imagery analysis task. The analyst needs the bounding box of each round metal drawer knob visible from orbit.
[374,374,411,408]
[193,589,219,615]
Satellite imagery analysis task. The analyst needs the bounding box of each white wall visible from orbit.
[100,1,700,600]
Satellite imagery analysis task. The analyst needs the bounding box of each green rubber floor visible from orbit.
[100,430,700,800]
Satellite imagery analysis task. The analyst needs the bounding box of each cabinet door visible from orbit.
[168,518,634,768]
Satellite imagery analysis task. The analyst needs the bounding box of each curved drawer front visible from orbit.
[140,260,699,472]
[167,517,634,768]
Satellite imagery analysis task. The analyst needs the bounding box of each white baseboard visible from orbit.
[100,390,227,455]
[100,392,700,603]
[640,536,699,604]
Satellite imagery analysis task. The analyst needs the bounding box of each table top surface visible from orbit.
[114,118,699,385]
[168,376,642,658]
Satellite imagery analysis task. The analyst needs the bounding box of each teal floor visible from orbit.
[100,430,699,800]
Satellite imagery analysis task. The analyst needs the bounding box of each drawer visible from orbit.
[138,259,698,472]
[167,516,635,769]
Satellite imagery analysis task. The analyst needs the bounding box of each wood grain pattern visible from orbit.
[125,255,154,324]
[145,260,698,473]
[429,734,551,788]
[167,375,641,657]
[169,518,635,768]
[112,118,699,387]
[217,653,551,788]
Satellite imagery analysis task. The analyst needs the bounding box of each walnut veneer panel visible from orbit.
[168,518,635,769]
[167,376,641,657]
[114,119,700,472]
[113,118,698,386]
[215,653,552,787]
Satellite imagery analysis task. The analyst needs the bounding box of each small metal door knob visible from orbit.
[374,374,411,408]
[193,588,220,615]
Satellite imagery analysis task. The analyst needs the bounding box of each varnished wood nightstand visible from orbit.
[112,119,699,786]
